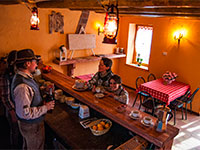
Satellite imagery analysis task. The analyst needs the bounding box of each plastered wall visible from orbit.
[0,4,199,113]
[0,4,117,76]
[118,16,200,114]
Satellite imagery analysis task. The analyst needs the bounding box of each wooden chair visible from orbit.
[180,88,199,120]
[147,73,156,82]
[138,91,156,116]
[132,76,146,108]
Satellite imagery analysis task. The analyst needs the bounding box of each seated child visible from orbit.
[104,75,129,104]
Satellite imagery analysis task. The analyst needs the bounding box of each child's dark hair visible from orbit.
[109,74,122,84]
[102,57,112,71]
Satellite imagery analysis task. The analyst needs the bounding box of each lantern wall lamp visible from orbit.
[97,0,119,44]
[174,31,184,44]
[98,25,104,35]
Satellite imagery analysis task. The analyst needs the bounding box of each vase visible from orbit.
[163,80,172,85]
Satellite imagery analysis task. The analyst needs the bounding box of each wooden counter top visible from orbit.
[42,69,179,149]
[45,102,133,149]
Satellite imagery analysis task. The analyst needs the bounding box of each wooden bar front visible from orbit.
[42,69,179,149]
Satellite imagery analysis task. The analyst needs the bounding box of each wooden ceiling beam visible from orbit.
[1,0,200,7]
[35,0,200,8]
[1,0,200,17]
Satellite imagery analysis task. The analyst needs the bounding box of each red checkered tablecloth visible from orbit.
[138,78,190,105]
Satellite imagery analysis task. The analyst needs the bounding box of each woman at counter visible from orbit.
[104,75,129,104]
[88,57,113,92]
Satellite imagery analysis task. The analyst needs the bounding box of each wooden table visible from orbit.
[138,78,190,105]
[42,69,179,150]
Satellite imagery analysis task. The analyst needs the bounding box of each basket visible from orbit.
[89,119,112,136]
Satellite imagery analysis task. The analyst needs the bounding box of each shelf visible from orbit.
[53,53,126,66]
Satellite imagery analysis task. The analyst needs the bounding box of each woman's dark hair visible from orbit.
[6,50,17,76]
[102,57,112,71]
[7,50,17,66]
[109,74,122,84]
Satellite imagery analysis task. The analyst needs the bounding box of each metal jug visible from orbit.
[155,105,172,132]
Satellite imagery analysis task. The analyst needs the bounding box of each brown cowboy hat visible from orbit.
[15,49,41,64]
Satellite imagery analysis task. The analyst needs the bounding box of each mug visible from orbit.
[131,110,140,118]
[96,86,101,93]
[143,116,152,124]
[115,47,119,54]
[120,48,124,53]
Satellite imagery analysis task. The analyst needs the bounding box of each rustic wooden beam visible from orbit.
[2,0,200,7]
[0,0,20,5]
[36,0,200,8]
[2,0,200,17]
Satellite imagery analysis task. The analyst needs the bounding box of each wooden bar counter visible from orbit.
[42,69,179,149]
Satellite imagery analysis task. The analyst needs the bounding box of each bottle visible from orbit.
[46,87,54,113]
[59,45,67,62]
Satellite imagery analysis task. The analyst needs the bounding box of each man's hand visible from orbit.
[45,100,55,111]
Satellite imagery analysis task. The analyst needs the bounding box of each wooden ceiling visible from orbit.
[1,0,200,17]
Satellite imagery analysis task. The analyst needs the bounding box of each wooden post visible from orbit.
[67,64,76,77]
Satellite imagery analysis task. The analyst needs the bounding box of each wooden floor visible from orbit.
[0,87,200,149]
[126,88,200,150]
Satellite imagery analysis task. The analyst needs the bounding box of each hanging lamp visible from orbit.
[97,0,119,44]
[103,3,119,44]
[30,7,40,30]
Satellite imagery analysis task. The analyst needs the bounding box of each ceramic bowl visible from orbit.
[71,103,80,109]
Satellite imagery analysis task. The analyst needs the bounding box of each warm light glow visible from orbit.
[95,22,104,35]
[173,28,187,43]
[104,16,118,39]
[174,31,183,40]
[95,22,103,30]
[106,19,117,32]
[30,13,40,25]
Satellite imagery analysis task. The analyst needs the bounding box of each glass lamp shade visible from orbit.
[104,14,118,39]
[30,7,39,30]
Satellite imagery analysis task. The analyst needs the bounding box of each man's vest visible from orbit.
[11,73,44,123]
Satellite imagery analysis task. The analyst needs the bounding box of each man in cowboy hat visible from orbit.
[11,49,55,150]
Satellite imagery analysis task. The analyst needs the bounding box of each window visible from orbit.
[126,24,153,70]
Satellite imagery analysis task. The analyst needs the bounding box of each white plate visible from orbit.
[129,113,140,120]
[94,93,104,99]
[141,119,154,127]
[72,85,88,91]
